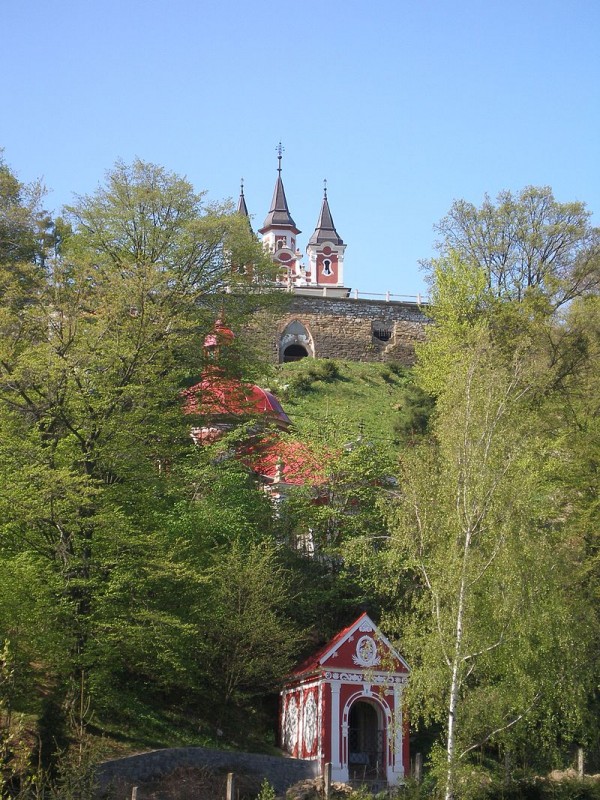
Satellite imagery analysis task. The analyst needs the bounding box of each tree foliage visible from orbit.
[391,192,600,794]
[431,186,600,309]
[0,150,53,268]
[1,153,599,796]
[388,325,594,798]
[0,156,299,761]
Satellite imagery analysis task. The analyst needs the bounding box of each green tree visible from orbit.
[431,186,600,309]
[0,150,51,267]
[0,157,283,751]
[284,439,391,549]
[385,233,600,797]
[83,451,295,733]
[387,326,593,799]
[392,380,436,443]
[199,539,301,719]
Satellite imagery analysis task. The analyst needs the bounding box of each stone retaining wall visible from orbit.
[96,746,319,797]
[248,295,430,365]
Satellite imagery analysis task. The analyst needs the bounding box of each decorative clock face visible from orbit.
[303,694,318,752]
[352,635,381,667]
[284,697,298,750]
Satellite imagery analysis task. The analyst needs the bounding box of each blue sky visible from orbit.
[2,0,599,298]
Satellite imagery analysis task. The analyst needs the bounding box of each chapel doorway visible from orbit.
[348,700,385,780]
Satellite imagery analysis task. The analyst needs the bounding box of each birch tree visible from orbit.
[386,257,594,799]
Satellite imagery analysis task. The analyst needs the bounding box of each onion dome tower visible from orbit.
[182,318,291,444]
[258,143,302,285]
[305,180,347,294]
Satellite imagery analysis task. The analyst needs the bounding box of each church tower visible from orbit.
[258,144,302,286]
[305,181,346,293]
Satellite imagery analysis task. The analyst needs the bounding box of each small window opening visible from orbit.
[322,258,333,276]
[372,327,392,342]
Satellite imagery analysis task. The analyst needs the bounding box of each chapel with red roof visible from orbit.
[182,317,330,490]
[281,612,410,787]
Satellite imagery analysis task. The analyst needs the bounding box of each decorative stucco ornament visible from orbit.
[352,635,381,667]
[285,697,298,749]
[303,693,318,751]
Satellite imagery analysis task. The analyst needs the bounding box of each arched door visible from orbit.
[347,700,385,779]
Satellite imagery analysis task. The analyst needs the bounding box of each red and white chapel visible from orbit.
[280,613,410,787]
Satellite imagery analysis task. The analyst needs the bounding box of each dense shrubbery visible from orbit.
[282,359,343,395]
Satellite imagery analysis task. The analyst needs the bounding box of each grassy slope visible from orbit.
[265,358,415,447]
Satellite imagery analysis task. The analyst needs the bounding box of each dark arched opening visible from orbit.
[348,701,385,780]
[283,344,309,363]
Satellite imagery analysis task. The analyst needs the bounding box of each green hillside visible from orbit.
[265,358,419,446]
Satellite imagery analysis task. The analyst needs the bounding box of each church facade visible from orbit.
[239,150,429,365]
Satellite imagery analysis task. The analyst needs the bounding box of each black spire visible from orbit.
[237,178,249,218]
[258,143,300,235]
[308,180,344,246]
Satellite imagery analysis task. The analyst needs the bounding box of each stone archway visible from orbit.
[279,320,314,363]
[283,343,309,362]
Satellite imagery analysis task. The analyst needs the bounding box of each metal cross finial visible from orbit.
[323,178,328,197]
[240,177,244,196]
[276,142,284,174]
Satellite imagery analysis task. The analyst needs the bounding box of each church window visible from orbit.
[322,258,332,276]
[276,236,287,250]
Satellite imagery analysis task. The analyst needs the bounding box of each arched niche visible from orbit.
[348,700,384,778]
[279,320,314,363]
[372,319,394,343]
[283,343,309,362]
